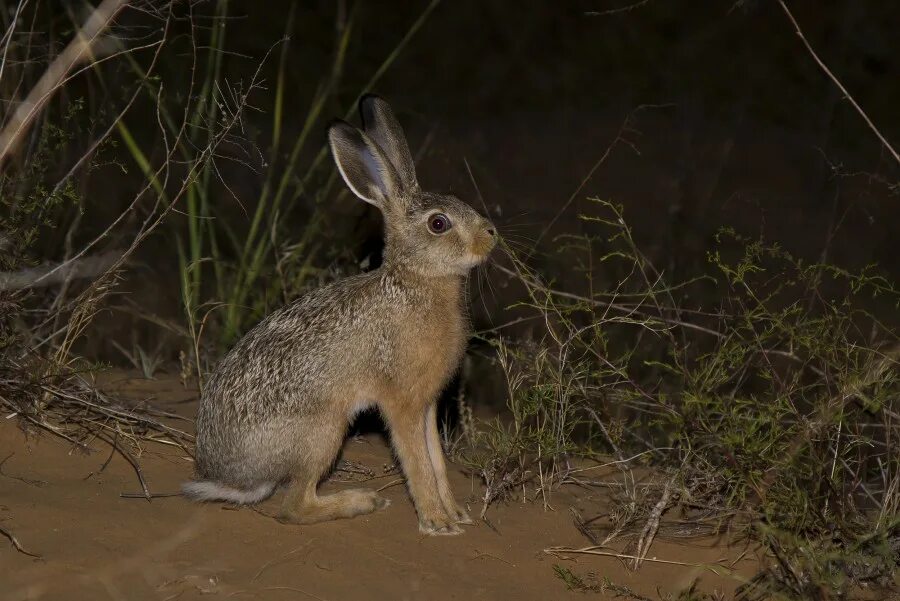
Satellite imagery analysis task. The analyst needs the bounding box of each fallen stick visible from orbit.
[0,525,41,558]
[544,545,729,576]
[777,0,899,166]
[0,0,129,165]
[632,477,675,569]
[0,250,121,291]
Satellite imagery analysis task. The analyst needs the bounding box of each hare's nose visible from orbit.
[485,226,496,237]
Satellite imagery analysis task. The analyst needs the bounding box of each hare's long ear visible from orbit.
[329,120,401,208]
[359,95,418,192]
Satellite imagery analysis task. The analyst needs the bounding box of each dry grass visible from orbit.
[455,197,899,598]
[0,1,271,498]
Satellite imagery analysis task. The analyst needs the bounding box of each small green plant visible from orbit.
[553,564,594,592]
[553,565,656,599]
[111,339,166,379]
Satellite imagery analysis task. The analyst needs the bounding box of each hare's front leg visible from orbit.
[384,404,461,535]
[425,403,473,525]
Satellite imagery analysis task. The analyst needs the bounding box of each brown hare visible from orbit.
[183,96,496,535]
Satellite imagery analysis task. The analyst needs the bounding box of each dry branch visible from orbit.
[0,250,122,291]
[777,0,899,167]
[0,0,129,165]
[631,477,675,569]
[544,545,729,575]
[0,525,40,558]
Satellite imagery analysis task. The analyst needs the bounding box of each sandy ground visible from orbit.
[1,373,760,601]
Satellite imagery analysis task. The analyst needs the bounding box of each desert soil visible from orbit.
[1,372,760,600]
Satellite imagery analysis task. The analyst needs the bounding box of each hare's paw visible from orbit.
[447,503,474,526]
[325,488,390,520]
[418,511,463,536]
[438,492,473,525]
[276,509,306,525]
[356,489,391,513]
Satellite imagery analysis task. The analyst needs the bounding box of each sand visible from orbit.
[1,373,759,600]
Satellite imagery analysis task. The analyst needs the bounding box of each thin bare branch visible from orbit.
[0,250,122,291]
[777,0,899,167]
[0,0,129,165]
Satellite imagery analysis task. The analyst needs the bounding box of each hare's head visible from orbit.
[329,96,495,277]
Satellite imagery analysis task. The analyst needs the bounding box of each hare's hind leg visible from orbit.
[383,404,461,535]
[424,403,473,525]
[278,480,389,525]
[277,417,389,525]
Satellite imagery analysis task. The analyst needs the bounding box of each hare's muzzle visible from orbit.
[471,220,497,260]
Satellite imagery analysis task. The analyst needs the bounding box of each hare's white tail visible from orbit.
[182,480,276,504]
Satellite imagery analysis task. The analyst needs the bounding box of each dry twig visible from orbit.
[544,545,729,575]
[0,524,40,558]
[777,0,899,166]
[0,0,130,164]
[631,477,675,569]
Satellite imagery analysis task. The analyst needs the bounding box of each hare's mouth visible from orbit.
[461,247,493,270]
[470,233,496,259]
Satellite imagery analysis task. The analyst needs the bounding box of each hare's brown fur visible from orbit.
[184,97,495,535]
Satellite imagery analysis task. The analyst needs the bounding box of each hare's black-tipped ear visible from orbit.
[359,95,418,192]
[329,120,401,208]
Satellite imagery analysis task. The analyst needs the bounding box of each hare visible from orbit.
[182,96,496,535]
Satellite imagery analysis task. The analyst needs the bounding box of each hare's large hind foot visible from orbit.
[277,486,389,525]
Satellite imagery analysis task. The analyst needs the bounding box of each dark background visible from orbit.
[23,0,899,362]
[188,0,899,272]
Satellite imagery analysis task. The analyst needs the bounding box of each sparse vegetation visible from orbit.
[1,1,897,599]
[457,199,899,598]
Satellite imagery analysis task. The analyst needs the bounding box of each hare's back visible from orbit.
[202,274,389,414]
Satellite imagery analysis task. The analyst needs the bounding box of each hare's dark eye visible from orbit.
[427,213,451,234]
